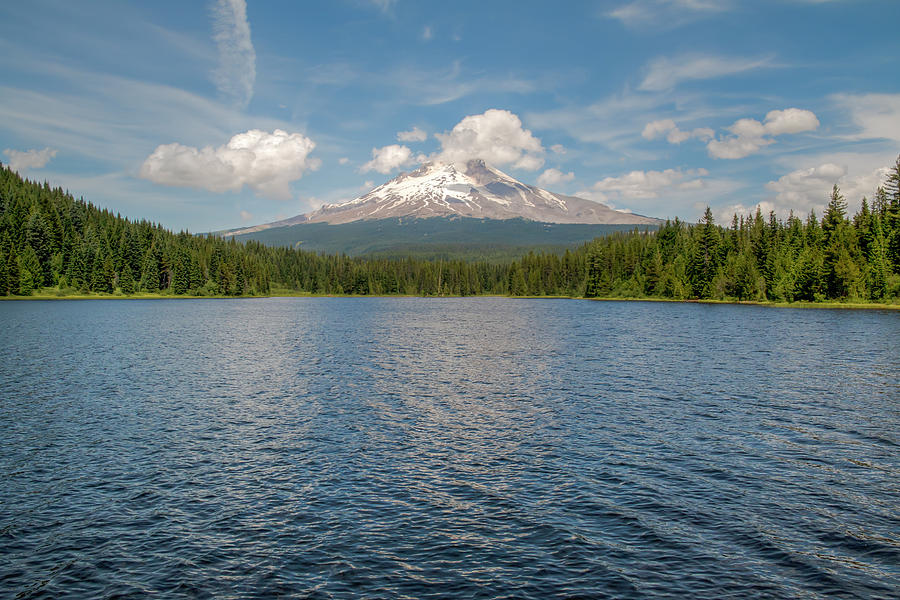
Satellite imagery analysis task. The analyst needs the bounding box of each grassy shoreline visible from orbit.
[3,288,899,310]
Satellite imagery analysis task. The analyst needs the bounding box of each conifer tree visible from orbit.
[18,245,41,295]
[119,263,135,295]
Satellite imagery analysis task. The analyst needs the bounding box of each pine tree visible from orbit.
[0,248,7,295]
[6,247,19,295]
[119,263,135,295]
[18,245,41,295]
[822,184,847,244]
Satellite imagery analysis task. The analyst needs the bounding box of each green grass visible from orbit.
[6,286,899,310]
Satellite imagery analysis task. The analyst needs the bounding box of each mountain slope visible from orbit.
[225,159,661,238]
[228,217,654,260]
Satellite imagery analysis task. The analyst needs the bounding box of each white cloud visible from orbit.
[537,168,575,187]
[421,26,433,41]
[434,109,544,170]
[397,126,428,142]
[639,54,769,91]
[369,0,397,12]
[762,108,820,135]
[139,129,319,199]
[642,119,714,144]
[712,201,777,225]
[360,144,417,174]
[239,209,253,222]
[766,161,891,216]
[832,93,900,142]
[339,157,350,165]
[608,0,731,30]
[589,167,709,200]
[210,0,256,109]
[550,144,566,154]
[707,108,819,159]
[3,147,57,171]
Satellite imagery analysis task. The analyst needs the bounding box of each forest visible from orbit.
[1,157,899,303]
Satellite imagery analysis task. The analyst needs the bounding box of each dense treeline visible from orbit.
[581,157,900,303]
[1,157,899,303]
[0,163,518,297]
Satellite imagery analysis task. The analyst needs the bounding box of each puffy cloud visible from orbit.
[761,108,820,135]
[832,93,900,142]
[434,109,544,170]
[537,168,575,187]
[3,147,57,171]
[339,157,350,165]
[139,129,319,199]
[550,144,567,154]
[766,161,890,215]
[642,119,714,144]
[239,209,253,222]
[360,144,417,174]
[397,126,428,143]
[211,0,256,109]
[590,168,708,199]
[639,53,769,91]
[707,108,819,159]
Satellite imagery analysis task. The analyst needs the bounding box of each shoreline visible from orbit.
[2,290,899,311]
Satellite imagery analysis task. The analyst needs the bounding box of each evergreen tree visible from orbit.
[18,244,41,295]
[119,263,135,295]
[6,247,19,295]
[0,248,7,295]
[822,184,847,244]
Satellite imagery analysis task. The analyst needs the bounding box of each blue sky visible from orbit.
[1,0,898,231]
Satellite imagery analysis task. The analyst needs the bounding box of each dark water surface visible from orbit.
[1,298,898,598]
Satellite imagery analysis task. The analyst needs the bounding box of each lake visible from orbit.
[1,298,898,598]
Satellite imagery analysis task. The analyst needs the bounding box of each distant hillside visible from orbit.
[227,216,657,258]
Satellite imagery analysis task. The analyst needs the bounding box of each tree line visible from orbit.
[1,156,899,303]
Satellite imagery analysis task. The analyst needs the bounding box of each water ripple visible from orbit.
[1,298,898,598]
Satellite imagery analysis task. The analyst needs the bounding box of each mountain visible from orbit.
[225,159,661,237]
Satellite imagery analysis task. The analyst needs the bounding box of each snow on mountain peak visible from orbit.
[302,159,660,225]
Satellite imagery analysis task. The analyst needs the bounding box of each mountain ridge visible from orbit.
[224,159,661,237]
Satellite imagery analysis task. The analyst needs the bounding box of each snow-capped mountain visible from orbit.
[225,159,660,236]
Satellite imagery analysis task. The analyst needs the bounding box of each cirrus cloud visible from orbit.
[139,129,319,199]
[211,0,256,109]
[639,53,770,91]
[434,109,544,170]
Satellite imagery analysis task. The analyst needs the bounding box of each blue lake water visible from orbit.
[1,297,898,598]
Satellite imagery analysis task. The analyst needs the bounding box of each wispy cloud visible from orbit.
[211,0,256,109]
[3,147,57,172]
[607,0,732,30]
[368,0,398,13]
[639,54,772,92]
[397,126,428,143]
[832,93,900,142]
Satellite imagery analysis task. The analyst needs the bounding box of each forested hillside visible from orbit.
[1,157,899,302]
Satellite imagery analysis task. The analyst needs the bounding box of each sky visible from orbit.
[1,0,898,232]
